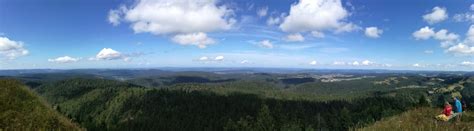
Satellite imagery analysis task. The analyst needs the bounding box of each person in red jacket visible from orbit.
[436,102,452,121]
[443,102,452,116]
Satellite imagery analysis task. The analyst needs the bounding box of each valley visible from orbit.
[1,68,474,130]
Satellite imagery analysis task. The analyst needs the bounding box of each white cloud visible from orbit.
[257,6,268,17]
[267,17,281,26]
[199,56,209,61]
[446,43,474,55]
[461,61,474,66]
[215,55,224,61]
[108,10,121,26]
[347,60,376,66]
[382,64,393,67]
[444,25,474,55]
[266,13,286,26]
[90,48,128,61]
[332,61,346,65]
[423,6,448,24]
[240,60,249,64]
[350,61,360,66]
[0,37,29,59]
[364,26,383,38]
[279,0,357,33]
[48,56,80,63]
[110,0,235,48]
[119,0,235,35]
[334,23,360,33]
[171,32,215,48]
[454,4,474,23]
[197,56,225,62]
[285,33,305,42]
[361,60,374,65]
[108,6,126,26]
[413,26,435,40]
[413,63,423,67]
[434,29,459,42]
[454,13,474,23]
[413,27,459,47]
[309,60,317,65]
[258,40,274,49]
[424,50,434,54]
[311,31,325,38]
[465,25,474,45]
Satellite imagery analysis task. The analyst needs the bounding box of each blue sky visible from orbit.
[2,0,474,70]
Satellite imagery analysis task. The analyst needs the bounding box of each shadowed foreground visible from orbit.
[0,79,81,130]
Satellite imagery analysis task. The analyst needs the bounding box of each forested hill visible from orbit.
[0,79,81,130]
[32,78,421,130]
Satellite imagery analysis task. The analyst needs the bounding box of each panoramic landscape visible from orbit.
[2,0,474,130]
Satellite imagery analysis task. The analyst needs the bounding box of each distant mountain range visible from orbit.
[0,68,469,77]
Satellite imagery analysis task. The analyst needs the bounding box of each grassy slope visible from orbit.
[359,107,474,131]
[0,79,81,130]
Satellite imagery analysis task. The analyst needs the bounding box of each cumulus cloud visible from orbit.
[108,10,121,26]
[446,43,474,55]
[331,60,390,67]
[311,31,325,38]
[120,0,235,35]
[257,6,268,17]
[434,29,459,42]
[285,33,305,42]
[454,13,474,23]
[423,6,448,24]
[461,61,474,66]
[258,40,274,49]
[267,16,281,26]
[171,32,215,48]
[109,0,235,48]
[361,60,374,65]
[108,6,127,26]
[347,60,375,66]
[413,26,435,40]
[350,61,360,66]
[454,4,474,23]
[309,60,317,65]
[199,56,209,61]
[0,37,29,59]
[444,25,474,55]
[413,27,459,47]
[334,23,360,33]
[364,27,383,38]
[465,25,474,45]
[332,61,346,65]
[240,60,249,64]
[412,63,426,68]
[90,48,129,61]
[279,0,357,33]
[266,13,286,26]
[48,56,80,63]
[197,55,225,62]
[214,55,224,61]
